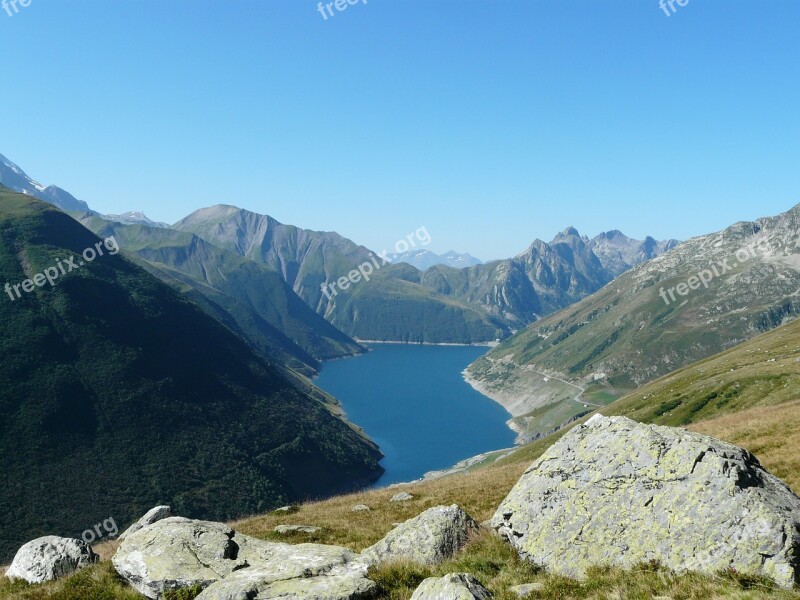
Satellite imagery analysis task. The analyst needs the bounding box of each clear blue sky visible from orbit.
[1,0,798,259]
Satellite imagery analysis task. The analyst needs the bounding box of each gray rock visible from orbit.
[362,505,479,566]
[509,583,545,597]
[119,505,172,540]
[410,573,492,599]
[274,524,322,535]
[113,517,371,599]
[493,414,800,588]
[273,505,298,514]
[196,569,377,599]
[351,504,371,512]
[390,492,414,502]
[5,536,98,583]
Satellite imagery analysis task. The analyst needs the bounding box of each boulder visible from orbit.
[5,536,98,583]
[410,573,492,599]
[113,517,370,599]
[351,504,371,512]
[274,524,322,535]
[196,569,377,599]
[390,492,414,502]
[362,505,479,566]
[493,415,800,588]
[119,505,172,540]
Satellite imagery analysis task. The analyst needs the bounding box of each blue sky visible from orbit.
[1,0,798,259]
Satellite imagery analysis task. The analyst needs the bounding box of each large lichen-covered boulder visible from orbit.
[112,517,371,599]
[410,573,492,599]
[493,415,800,588]
[362,505,479,566]
[5,536,98,583]
[118,505,172,540]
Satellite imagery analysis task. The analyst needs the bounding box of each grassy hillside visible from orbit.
[468,204,800,436]
[0,192,383,563]
[75,214,364,369]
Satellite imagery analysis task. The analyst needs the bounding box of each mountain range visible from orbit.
[387,249,483,270]
[467,203,800,439]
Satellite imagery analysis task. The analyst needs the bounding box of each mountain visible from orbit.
[0,190,383,562]
[467,203,800,438]
[103,211,169,228]
[174,205,375,313]
[387,249,483,270]
[175,206,651,342]
[174,205,510,343]
[73,212,364,371]
[0,153,90,212]
[585,229,679,277]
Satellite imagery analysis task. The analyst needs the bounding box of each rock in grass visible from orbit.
[196,570,377,599]
[113,517,369,599]
[390,492,414,502]
[351,504,371,512]
[5,536,98,583]
[493,414,800,588]
[509,583,545,597]
[274,524,322,535]
[362,505,479,566]
[119,505,171,540]
[410,573,492,599]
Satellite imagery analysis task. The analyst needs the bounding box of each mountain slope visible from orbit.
[74,213,363,369]
[0,191,383,562]
[0,153,90,212]
[174,205,512,342]
[468,203,800,437]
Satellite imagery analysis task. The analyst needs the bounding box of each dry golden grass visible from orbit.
[233,461,530,551]
[689,399,800,493]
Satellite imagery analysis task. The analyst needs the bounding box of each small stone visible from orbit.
[273,525,322,535]
[351,504,371,512]
[510,583,545,597]
[390,492,414,502]
[410,573,492,599]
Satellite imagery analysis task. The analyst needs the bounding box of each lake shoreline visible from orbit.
[355,339,500,347]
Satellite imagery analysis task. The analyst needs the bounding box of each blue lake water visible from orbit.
[315,343,516,486]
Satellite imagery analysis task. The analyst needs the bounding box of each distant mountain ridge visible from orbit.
[0,153,90,212]
[387,249,483,270]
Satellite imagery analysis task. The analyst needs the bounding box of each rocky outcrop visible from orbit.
[112,517,372,599]
[119,505,171,540]
[5,536,98,583]
[493,415,800,588]
[362,505,479,566]
[410,573,492,599]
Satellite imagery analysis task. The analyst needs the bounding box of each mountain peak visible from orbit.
[0,151,90,212]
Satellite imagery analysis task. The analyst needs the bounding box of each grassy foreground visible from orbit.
[4,400,800,600]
